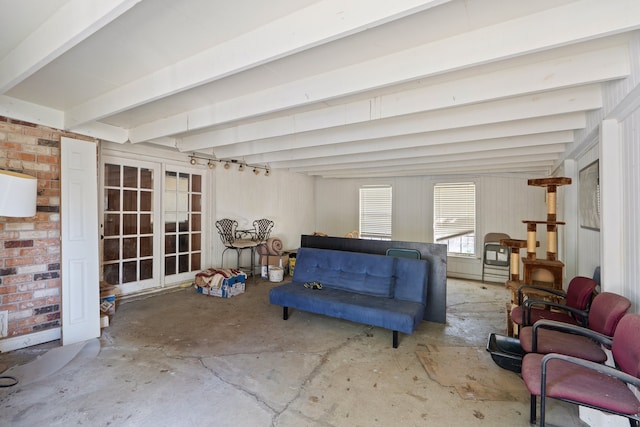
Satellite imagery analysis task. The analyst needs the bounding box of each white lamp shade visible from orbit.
[0,170,37,217]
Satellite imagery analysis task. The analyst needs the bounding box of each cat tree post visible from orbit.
[500,239,528,281]
[527,177,571,261]
[502,177,571,336]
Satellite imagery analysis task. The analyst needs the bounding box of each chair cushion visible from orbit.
[511,305,580,326]
[612,314,640,377]
[587,292,631,336]
[269,282,425,334]
[519,326,607,362]
[565,276,596,310]
[232,239,258,249]
[292,247,395,298]
[522,353,640,415]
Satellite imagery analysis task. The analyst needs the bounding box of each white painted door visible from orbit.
[61,137,100,345]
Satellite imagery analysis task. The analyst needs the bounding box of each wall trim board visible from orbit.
[0,328,61,353]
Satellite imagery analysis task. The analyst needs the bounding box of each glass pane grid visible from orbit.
[102,163,154,286]
[164,170,203,277]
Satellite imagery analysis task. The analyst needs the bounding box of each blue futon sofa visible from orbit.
[269,247,429,348]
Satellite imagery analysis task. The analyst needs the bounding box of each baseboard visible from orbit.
[446,272,481,281]
[118,281,190,304]
[0,327,61,353]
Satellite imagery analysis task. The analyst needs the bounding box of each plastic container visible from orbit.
[289,253,296,276]
[486,333,525,373]
[268,266,284,282]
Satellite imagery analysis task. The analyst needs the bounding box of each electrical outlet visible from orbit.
[0,311,7,338]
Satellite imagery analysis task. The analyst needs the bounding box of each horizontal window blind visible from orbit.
[359,186,392,240]
[434,182,475,242]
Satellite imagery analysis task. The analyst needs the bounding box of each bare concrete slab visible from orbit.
[0,278,586,426]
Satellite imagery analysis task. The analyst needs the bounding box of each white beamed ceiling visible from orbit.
[1,0,639,178]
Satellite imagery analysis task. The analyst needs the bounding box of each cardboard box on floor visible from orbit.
[261,254,289,275]
[100,280,117,318]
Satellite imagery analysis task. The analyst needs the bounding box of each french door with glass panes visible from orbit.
[163,168,203,283]
[101,158,161,294]
[101,158,205,295]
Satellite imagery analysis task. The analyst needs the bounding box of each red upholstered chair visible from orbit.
[522,313,640,426]
[519,292,631,363]
[511,276,596,328]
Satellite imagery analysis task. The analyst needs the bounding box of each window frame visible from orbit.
[433,182,476,256]
[359,185,392,240]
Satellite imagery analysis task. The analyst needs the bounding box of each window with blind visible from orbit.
[359,185,392,240]
[434,182,476,255]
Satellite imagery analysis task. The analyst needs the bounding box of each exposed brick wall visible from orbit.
[0,117,95,338]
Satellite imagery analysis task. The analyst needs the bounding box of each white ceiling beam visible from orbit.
[318,161,553,179]
[70,121,129,143]
[297,154,562,177]
[288,142,566,173]
[64,0,450,129]
[0,0,141,94]
[306,155,559,177]
[129,0,639,143]
[178,43,628,152]
[270,119,585,168]
[234,86,597,163]
[0,95,64,128]
[0,94,129,142]
[273,131,572,169]
[321,167,552,179]
[247,112,585,165]
[143,137,179,149]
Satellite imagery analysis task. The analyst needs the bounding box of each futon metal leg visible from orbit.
[283,307,289,320]
[530,395,536,424]
[392,331,398,348]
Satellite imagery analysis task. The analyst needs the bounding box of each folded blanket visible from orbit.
[257,237,283,255]
[268,237,283,253]
[195,268,246,289]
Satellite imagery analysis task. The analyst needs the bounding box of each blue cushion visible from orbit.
[292,247,395,298]
[269,283,425,334]
[394,257,429,303]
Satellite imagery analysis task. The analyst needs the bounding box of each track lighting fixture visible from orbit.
[188,153,269,176]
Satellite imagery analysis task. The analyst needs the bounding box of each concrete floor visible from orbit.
[0,277,586,427]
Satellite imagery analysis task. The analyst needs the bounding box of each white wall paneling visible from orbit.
[621,107,640,311]
[561,159,578,282]
[574,144,601,281]
[214,168,316,269]
[315,173,548,281]
[600,120,623,295]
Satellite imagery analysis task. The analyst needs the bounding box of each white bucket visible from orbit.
[268,266,284,282]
